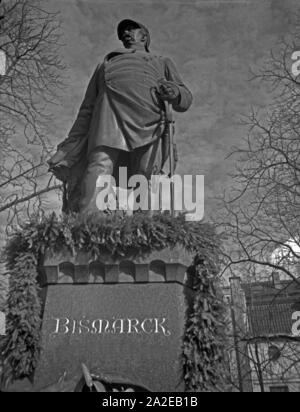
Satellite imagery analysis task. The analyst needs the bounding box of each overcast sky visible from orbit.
[36,0,300,214]
[0,0,299,249]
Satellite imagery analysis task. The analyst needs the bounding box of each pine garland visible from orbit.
[0,211,227,390]
[183,255,227,392]
[1,253,41,387]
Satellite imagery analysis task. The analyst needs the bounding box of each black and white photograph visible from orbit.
[0,0,300,396]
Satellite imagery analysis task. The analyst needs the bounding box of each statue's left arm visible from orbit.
[163,57,193,112]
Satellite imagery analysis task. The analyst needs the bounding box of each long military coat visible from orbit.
[51,48,193,211]
[56,48,192,162]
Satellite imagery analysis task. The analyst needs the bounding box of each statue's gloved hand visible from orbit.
[157,80,180,103]
[47,150,70,181]
[47,149,68,169]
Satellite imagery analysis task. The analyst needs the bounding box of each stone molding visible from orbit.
[40,246,194,286]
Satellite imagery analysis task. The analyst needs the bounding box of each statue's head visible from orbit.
[117,19,150,52]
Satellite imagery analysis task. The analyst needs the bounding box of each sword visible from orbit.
[151,83,176,216]
[164,100,175,217]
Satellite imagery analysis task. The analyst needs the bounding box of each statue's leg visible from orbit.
[131,140,162,179]
[130,140,162,212]
[79,146,120,213]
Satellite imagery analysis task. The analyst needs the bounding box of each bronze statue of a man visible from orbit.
[48,19,193,213]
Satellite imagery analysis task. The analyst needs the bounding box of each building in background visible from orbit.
[226,274,300,392]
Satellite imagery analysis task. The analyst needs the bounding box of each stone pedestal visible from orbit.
[19,245,194,392]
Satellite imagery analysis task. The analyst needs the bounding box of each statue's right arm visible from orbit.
[49,64,102,166]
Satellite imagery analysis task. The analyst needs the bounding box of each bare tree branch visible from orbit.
[0,0,65,232]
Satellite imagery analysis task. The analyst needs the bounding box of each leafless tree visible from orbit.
[0,0,64,235]
[219,14,300,282]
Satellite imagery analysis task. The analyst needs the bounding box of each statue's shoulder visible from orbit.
[102,48,126,63]
[153,54,173,65]
[150,53,165,60]
[149,53,171,67]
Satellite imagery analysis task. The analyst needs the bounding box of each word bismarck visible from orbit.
[50,316,171,337]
